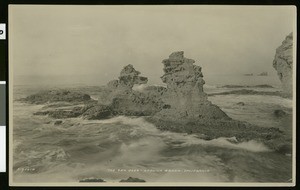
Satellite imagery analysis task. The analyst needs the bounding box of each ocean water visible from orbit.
[12,76,293,184]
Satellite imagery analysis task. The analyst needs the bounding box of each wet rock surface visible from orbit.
[156,51,230,120]
[82,105,112,120]
[273,32,293,96]
[20,90,91,104]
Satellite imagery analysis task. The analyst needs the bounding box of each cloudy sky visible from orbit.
[9,5,296,85]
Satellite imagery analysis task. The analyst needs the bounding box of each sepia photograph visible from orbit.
[9,5,296,186]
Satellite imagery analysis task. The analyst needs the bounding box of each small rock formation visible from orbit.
[258,72,268,76]
[98,64,165,116]
[21,90,91,104]
[79,178,106,182]
[119,177,146,182]
[156,51,229,120]
[34,106,87,119]
[107,64,148,89]
[82,105,112,120]
[237,102,245,106]
[273,32,293,96]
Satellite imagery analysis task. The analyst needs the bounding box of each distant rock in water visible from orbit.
[253,84,274,88]
[273,33,293,96]
[258,72,268,76]
[244,73,253,76]
[208,89,283,97]
[120,177,146,182]
[79,178,105,182]
[21,90,91,104]
[221,84,274,88]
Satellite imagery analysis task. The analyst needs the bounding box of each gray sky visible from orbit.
[9,5,296,85]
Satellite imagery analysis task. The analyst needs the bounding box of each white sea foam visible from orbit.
[160,131,271,152]
[132,84,148,92]
[81,116,271,152]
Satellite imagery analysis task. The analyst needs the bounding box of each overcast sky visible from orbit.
[9,5,296,85]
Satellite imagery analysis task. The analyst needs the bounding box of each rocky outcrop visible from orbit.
[33,105,89,119]
[82,105,112,120]
[21,90,91,104]
[258,72,268,76]
[119,177,146,182]
[107,64,148,89]
[98,64,165,116]
[273,33,293,96]
[79,178,105,182]
[155,51,229,120]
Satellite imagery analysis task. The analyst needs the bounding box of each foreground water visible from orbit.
[12,83,293,184]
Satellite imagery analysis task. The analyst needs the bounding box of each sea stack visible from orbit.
[98,64,164,116]
[155,51,229,120]
[273,33,293,96]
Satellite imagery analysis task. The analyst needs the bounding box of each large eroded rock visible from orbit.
[273,33,293,96]
[156,51,229,120]
[98,64,164,116]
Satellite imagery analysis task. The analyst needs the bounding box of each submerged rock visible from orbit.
[120,177,146,182]
[273,33,293,96]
